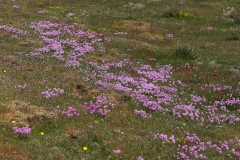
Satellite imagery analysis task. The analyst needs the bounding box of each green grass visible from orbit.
[0,0,240,159]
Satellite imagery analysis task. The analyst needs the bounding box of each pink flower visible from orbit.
[138,156,144,160]
[13,124,31,134]
[113,149,121,154]
[38,10,45,14]
[66,13,74,18]
[12,5,20,9]
[169,135,176,143]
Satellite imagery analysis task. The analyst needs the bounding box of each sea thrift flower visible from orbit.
[134,110,152,118]
[114,31,127,35]
[166,34,173,38]
[38,10,45,14]
[61,106,80,117]
[138,156,144,160]
[12,5,20,9]
[82,95,114,116]
[13,124,31,134]
[15,84,27,89]
[66,13,74,18]
[0,25,28,35]
[169,135,176,143]
[113,149,121,154]
[41,88,64,98]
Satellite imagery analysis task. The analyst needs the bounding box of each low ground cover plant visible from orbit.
[0,0,239,159]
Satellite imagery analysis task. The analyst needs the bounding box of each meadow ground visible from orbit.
[0,0,240,159]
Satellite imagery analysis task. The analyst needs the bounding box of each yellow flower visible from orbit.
[94,120,98,124]
[3,69,6,73]
[40,132,44,136]
[159,147,164,151]
[183,123,186,126]
[11,120,16,124]
[121,132,124,135]
[20,122,23,124]
[83,146,88,151]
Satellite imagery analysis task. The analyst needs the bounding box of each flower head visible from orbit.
[113,149,121,154]
[12,5,20,9]
[138,156,144,160]
[83,146,88,151]
[66,13,74,18]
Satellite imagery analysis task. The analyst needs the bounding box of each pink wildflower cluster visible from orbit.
[166,33,173,38]
[86,57,239,126]
[13,125,31,134]
[198,83,232,92]
[14,84,27,89]
[0,25,28,35]
[66,13,74,18]
[113,149,121,154]
[88,59,131,71]
[138,156,144,160]
[173,104,200,121]
[38,10,45,14]
[26,21,106,66]
[57,106,80,117]
[12,5,20,9]
[82,95,115,116]
[114,31,127,35]
[154,129,240,159]
[134,110,152,118]
[154,133,176,144]
[92,63,175,112]
[41,87,64,99]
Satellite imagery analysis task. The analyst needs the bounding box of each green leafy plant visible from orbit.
[163,8,189,18]
[174,46,195,60]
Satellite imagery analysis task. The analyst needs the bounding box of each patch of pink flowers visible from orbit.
[154,128,240,159]
[113,149,121,154]
[0,25,28,35]
[134,110,152,118]
[14,84,27,89]
[26,21,106,66]
[66,13,74,18]
[12,5,20,9]
[82,95,115,116]
[41,87,64,99]
[38,10,45,14]
[13,125,31,134]
[57,106,80,117]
